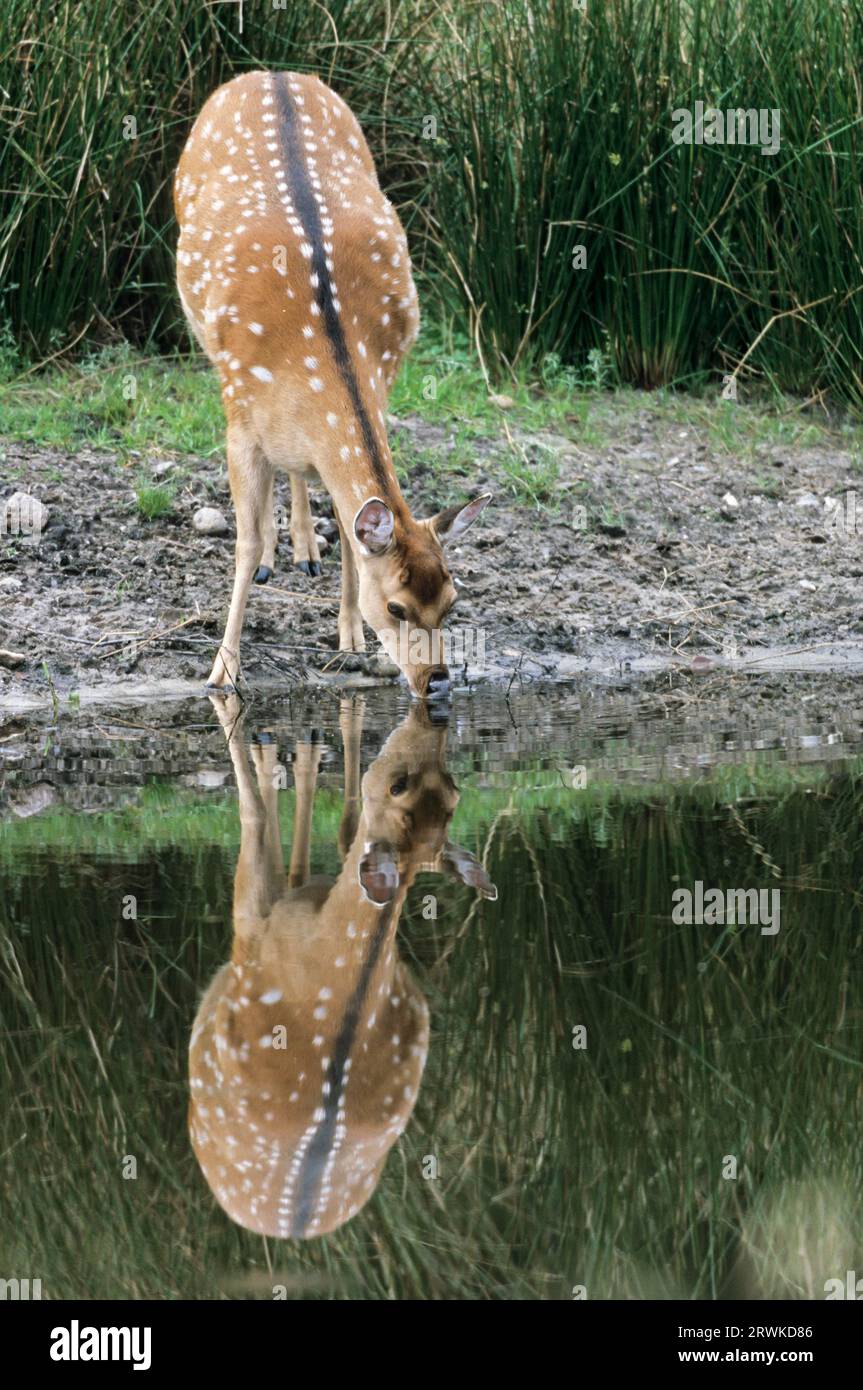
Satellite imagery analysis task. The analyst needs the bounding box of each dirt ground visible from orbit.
[3,404,863,709]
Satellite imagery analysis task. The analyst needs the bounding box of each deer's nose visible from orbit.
[426,667,450,699]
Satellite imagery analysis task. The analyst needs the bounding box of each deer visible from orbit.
[174,70,491,700]
[189,694,497,1239]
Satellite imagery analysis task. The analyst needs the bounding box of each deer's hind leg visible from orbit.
[288,735,323,888]
[290,476,321,577]
[253,471,278,585]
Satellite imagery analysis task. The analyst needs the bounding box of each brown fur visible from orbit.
[174,70,489,697]
[190,696,495,1237]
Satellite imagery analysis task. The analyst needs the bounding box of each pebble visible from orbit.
[2,490,47,540]
[10,783,56,818]
[193,507,229,536]
[720,491,739,516]
[368,652,400,678]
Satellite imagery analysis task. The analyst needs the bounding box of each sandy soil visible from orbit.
[2,405,863,709]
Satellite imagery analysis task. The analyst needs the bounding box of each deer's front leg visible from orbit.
[338,696,365,860]
[209,694,285,917]
[207,425,271,691]
[290,475,321,577]
[337,516,365,652]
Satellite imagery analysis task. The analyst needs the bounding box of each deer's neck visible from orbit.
[319,431,409,549]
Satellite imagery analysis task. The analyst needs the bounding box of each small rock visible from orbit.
[489,393,515,410]
[799,579,817,591]
[193,506,229,536]
[795,492,820,510]
[0,648,25,668]
[195,769,230,788]
[10,783,56,818]
[152,459,174,477]
[518,432,578,458]
[1,490,48,541]
[690,654,714,674]
[368,652,400,678]
[556,655,582,678]
[474,528,506,549]
[720,491,739,516]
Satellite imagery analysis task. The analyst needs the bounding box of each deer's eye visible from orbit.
[389,775,409,796]
[387,602,407,621]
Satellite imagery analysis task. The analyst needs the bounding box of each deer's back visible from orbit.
[174,70,419,420]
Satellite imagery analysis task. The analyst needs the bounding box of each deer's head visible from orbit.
[353,494,491,700]
[357,702,497,906]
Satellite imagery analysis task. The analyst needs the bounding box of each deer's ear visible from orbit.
[431,493,492,544]
[359,842,400,905]
[354,498,395,555]
[440,841,497,900]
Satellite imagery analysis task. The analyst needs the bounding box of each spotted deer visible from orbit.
[174,71,491,698]
[189,696,496,1239]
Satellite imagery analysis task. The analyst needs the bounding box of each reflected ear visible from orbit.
[440,841,498,900]
[431,493,492,544]
[354,498,395,555]
[359,842,400,905]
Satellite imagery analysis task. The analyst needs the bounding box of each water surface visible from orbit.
[1,678,861,1299]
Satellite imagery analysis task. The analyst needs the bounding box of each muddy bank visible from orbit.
[3,405,863,709]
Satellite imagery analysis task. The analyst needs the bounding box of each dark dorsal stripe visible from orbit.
[291,900,396,1237]
[274,72,392,500]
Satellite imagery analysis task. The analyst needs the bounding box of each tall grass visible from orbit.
[0,0,417,357]
[2,1,863,403]
[422,0,863,401]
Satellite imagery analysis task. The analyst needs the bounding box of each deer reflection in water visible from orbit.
[189,696,496,1239]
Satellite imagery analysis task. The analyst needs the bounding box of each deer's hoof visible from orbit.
[254,565,273,585]
[295,559,322,577]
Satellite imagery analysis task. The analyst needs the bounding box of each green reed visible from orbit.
[2,1,863,402]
